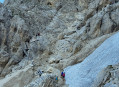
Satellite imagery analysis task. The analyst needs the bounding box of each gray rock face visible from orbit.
[0,0,119,87]
[0,5,12,76]
[0,51,9,74]
[92,64,119,87]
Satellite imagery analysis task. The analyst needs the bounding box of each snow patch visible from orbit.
[65,32,119,87]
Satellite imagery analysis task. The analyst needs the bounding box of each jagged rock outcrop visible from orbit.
[0,65,33,87]
[92,64,119,87]
[0,5,12,76]
[0,51,10,75]
[0,0,119,87]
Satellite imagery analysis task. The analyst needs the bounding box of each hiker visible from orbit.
[38,33,40,36]
[61,71,65,81]
[62,72,65,81]
[55,76,58,82]
[61,71,63,76]
[37,69,42,77]
[36,32,40,36]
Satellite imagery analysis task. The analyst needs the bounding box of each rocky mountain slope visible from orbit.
[0,0,119,87]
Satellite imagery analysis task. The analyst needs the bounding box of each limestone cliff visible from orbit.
[0,0,119,87]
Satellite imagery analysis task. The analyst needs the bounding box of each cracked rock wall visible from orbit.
[0,0,119,87]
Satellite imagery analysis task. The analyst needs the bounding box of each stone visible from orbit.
[0,0,119,87]
[0,65,33,87]
[55,40,72,54]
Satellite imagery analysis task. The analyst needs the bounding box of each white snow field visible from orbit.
[65,32,119,87]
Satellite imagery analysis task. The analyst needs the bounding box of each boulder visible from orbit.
[0,65,33,87]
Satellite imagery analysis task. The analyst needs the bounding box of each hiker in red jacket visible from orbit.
[36,33,40,36]
[62,72,65,80]
[37,32,40,36]
[61,71,65,81]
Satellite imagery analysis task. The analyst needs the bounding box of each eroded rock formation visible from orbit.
[0,0,119,87]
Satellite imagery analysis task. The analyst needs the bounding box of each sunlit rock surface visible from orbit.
[0,0,119,87]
